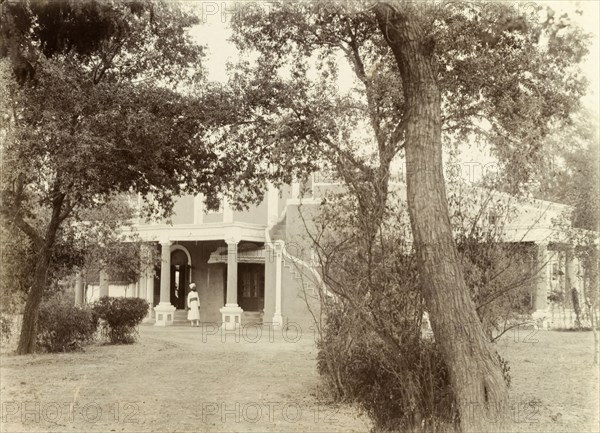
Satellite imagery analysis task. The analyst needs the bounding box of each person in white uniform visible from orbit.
[187,283,200,327]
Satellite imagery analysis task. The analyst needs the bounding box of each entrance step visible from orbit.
[169,310,263,326]
[173,309,188,326]
[242,311,263,326]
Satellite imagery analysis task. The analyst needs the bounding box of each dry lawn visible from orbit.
[1,324,370,432]
[498,328,599,432]
[0,324,598,432]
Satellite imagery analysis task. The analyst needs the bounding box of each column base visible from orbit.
[272,313,283,329]
[154,303,176,326]
[220,304,243,330]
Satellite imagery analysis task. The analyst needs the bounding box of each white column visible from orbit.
[272,240,284,328]
[573,256,583,295]
[291,181,300,199]
[220,239,243,329]
[74,272,84,306]
[532,243,550,328]
[226,240,238,305]
[160,241,171,303]
[565,248,575,292]
[140,243,155,320]
[146,267,155,319]
[154,241,175,326]
[99,269,109,298]
[267,182,279,226]
[558,250,566,292]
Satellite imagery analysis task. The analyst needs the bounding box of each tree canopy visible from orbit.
[0,0,276,354]
[535,109,599,231]
[228,1,588,191]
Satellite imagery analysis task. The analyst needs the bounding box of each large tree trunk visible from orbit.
[16,245,53,354]
[375,5,509,432]
[16,196,64,355]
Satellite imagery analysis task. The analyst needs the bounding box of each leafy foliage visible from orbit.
[92,296,148,344]
[230,5,588,426]
[229,2,588,193]
[535,109,599,231]
[447,177,539,339]
[0,218,33,315]
[317,300,456,432]
[0,0,288,353]
[310,177,527,430]
[0,313,13,344]
[36,294,98,352]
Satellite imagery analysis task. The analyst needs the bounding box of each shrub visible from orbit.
[317,301,457,432]
[92,296,148,344]
[311,184,518,431]
[317,300,513,432]
[37,295,98,352]
[0,313,13,344]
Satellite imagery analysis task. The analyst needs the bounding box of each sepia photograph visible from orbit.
[0,1,598,432]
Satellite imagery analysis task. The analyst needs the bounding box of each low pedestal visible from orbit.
[220,304,243,330]
[271,313,283,329]
[154,303,176,326]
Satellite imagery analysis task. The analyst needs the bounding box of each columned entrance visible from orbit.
[219,239,243,330]
[170,248,190,309]
[154,242,192,326]
[154,241,176,326]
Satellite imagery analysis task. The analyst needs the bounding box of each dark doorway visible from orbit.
[153,266,160,307]
[170,264,188,309]
[238,264,265,311]
[223,266,227,305]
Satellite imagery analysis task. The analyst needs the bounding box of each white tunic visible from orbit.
[187,290,200,321]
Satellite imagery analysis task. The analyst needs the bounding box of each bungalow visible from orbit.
[75,172,589,330]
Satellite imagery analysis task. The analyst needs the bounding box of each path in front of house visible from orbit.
[0,324,371,432]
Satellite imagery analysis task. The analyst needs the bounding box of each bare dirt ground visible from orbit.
[1,324,370,432]
[1,324,598,433]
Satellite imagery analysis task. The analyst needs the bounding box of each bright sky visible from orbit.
[187,1,599,183]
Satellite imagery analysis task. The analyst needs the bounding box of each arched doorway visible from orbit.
[170,248,190,309]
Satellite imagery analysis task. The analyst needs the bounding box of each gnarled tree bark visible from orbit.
[374,4,509,432]
[16,192,65,355]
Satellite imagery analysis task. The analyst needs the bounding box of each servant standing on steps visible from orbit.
[187,283,200,327]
